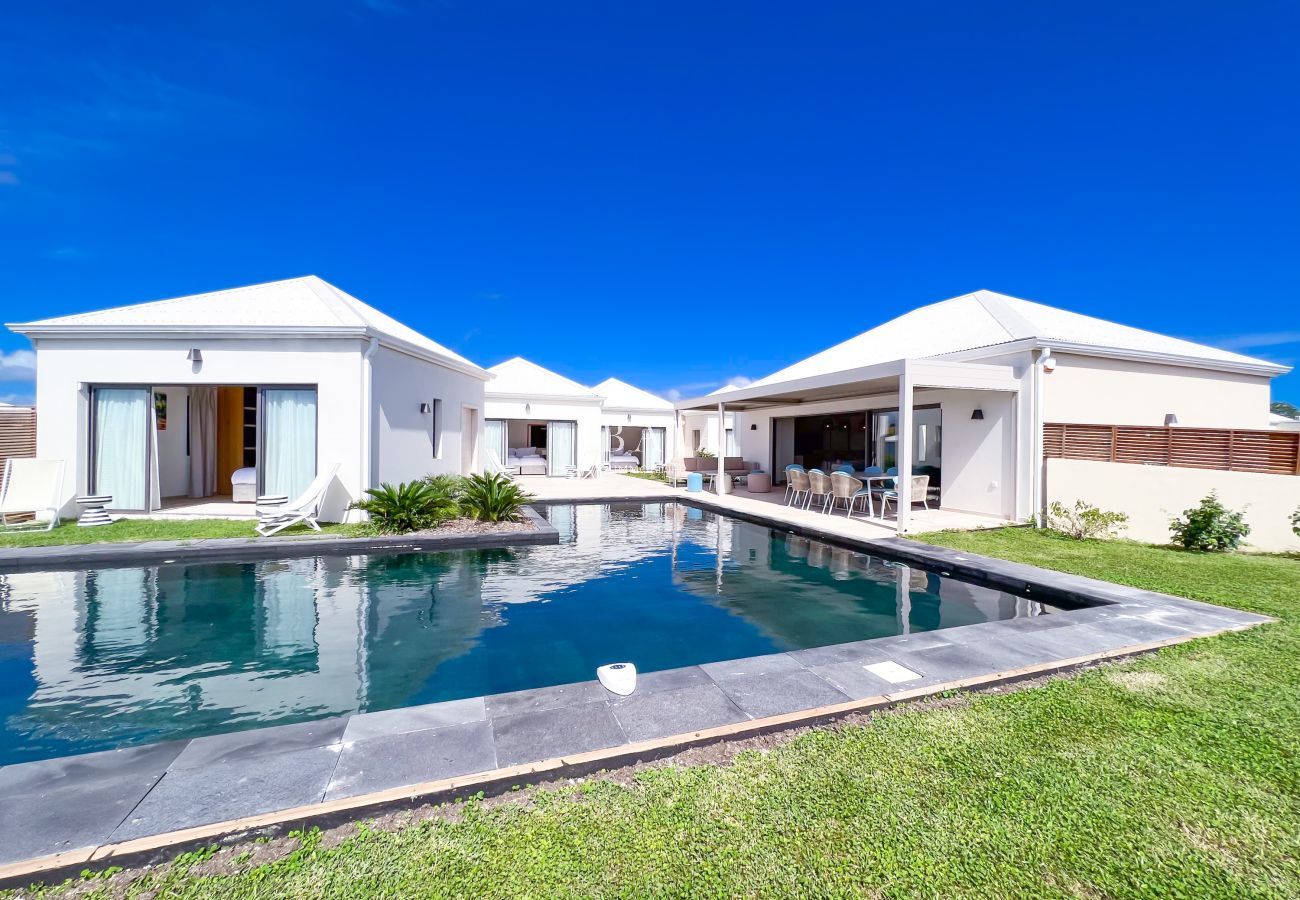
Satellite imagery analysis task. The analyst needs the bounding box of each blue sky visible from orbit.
[1,1,1297,406]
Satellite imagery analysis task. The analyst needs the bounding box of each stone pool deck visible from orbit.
[0,506,558,571]
[0,529,1271,887]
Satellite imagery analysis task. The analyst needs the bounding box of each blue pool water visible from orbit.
[0,502,1056,766]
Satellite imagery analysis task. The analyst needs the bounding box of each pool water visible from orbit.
[0,502,1056,766]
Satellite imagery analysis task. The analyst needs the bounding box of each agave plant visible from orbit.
[458,472,533,523]
[350,480,459,534]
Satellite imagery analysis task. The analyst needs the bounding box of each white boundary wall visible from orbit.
[1046,458,1300,552]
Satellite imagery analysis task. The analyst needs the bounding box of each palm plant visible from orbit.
[458,472,533,523]
[350,480,459,534]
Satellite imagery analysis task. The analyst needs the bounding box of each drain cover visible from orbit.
[864,661,922,684]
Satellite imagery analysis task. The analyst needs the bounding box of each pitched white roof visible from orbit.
[592,377,673,411]
[750,290,1287,387]
[8,276,489,377]
[1270,412,1299,424]
[487,357,602,401]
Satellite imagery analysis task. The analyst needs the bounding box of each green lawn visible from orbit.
[0,519,363,548]
[16,530,1300,897]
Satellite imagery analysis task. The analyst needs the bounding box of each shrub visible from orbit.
[350,480,459,534]
[694,449,716,459]
[1047,500,1129,540]
[1169,491,1250,552]
[1291,507,1300,538]
[458,472,534,523]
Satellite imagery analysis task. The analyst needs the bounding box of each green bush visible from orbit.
[350,480,459,534]
[1046,500,1129,540]
[458,472,534,522]
[1169,491,1250,552]
[694,449,716,459]
[1291,507,1300,538]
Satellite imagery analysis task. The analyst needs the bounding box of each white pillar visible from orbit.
[896,367,913,533]
[716,401,728,495]
[895,563,912,635]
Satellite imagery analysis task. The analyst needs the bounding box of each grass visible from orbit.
[622,470,669,483]
[0,519,364,548]
[13,529,1300,897]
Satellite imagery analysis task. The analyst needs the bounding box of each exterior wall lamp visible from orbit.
[420,402,432,414]
[971,408,985,420]
[1164,413,1179,426]
[186,348,202,362]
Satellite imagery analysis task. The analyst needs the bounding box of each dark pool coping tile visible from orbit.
[608,683,749,742]
[169,717,348,771]
[491,701,627,767]
[343,698,486,744]
[607,665,711,697]
[712,669,851,719]
[0,739,187,796]
[326,721,496,801]
[485,681,609,718]
[699,652,803,680]
[807,660,906,700]
[110,744,342,841]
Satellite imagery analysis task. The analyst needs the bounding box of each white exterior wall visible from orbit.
[677,411,735,458]
[31,336,366,521]
[484,396,604,472]
[729,388,1022,520]
[370,346,486,483]
[1039,353,1272,429]
[1047,458,1300,552]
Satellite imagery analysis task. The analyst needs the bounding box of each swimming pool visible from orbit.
[0,502,1060,766]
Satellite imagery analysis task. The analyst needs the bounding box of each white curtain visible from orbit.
[188,387,218,498]
[601,425,610,463]
[263,389,317,499]
[726,427,740,457]
[93,388,148,510]
[646,427,665,468]
[547,420,577,475]
[485,419,507,469]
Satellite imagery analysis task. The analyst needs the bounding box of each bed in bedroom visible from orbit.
[508,447,548,475]
[608,451,641,470]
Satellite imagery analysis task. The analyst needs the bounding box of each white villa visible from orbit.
[8,277,491,521]
[675,289,1294,547]
[6,281,1297,548]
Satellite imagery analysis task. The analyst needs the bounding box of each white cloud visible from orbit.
[1206,331,1300,352]
[664,374,754,402]
[0,392,34,406]
[0,349,36,382]
[723,375,752,389]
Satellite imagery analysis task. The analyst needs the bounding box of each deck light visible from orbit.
[971,408,984,420]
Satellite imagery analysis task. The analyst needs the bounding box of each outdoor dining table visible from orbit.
[854,474,896,518]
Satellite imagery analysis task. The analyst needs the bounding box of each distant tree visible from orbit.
[1271,400,1300,419]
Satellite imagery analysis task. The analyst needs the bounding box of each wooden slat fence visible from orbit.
[1044,422,1300,476]
[0,406,37,475]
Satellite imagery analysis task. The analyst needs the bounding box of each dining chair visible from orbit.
[829,471,863,516]
[805,469,834,512]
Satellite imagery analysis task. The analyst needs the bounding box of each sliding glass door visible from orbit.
[92,387,151,511]
[485,419,507,470]
[261,389,317,499]
[547,421,577,476]
[645,427,665,469]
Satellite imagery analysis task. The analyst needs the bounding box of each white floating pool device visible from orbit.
[597,662,637,696]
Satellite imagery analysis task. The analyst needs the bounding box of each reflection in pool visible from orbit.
[0,502,1055,765]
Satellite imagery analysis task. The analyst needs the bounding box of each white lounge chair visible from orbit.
[255,464,340,537]
[0,458,66,532]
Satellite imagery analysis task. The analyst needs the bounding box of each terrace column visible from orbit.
[895,367,914,533]
[716,401,728,495]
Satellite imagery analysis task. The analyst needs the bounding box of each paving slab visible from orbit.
[491,701,627,767]
[111,744,342,841]
[699,652,803,680]
[610,665,712,697]
[485,680,608,718]
[608,683,750,741]
[343,698,486,743]
[327,721,496,801]
[807,660,905,700]
[712,670,851,718]
[169,717,348,770]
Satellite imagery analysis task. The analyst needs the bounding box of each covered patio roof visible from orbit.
[674,358,1021,411]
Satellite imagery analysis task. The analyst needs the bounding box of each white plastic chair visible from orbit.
[255,464,340,537]
[0,459,66,532]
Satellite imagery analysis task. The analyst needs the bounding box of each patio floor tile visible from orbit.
[169,717,348,770]
[713,670,851,718]
[343,698,486,743]
[485,681,608,718]
[327,721,496,800]
[491,701,626,767]
[608,683,749,742]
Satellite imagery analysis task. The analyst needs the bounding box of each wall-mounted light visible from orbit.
[750,423,757,430]
[971,408,985,420]
[186,348,203,362]
[420,402,432,414]
[1041,356,1057,373]
[1164,413,1179,426]
[524,403,531,415]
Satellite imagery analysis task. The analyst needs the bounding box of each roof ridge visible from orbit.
[300,276,366,327]
[972,291,1035,341]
